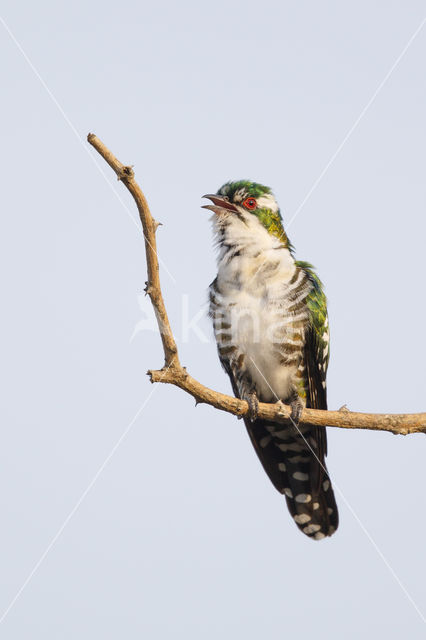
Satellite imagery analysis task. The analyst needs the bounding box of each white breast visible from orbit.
[216,246,302,402]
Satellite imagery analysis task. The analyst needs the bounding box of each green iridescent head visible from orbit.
[203,180,290,248]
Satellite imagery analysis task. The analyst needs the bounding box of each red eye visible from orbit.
[243,197,257,210]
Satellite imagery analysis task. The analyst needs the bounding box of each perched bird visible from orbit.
[203,180,338,540]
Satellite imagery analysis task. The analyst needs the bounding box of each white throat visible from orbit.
[212,213,296,292]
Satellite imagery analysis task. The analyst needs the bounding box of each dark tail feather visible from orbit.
[245,419,339,540]
[282,448,338,539]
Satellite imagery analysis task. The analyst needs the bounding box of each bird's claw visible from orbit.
[246,391,259,422]
[290,397,303,426]
[275,399,287,414]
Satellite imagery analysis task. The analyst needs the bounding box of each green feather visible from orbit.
[296,260,330,370]
[218,180,272,199]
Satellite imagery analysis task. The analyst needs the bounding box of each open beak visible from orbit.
[202,194,239,214]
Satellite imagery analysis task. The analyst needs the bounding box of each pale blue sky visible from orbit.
[1,1,426,637]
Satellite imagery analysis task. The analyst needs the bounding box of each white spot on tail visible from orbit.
[314,532,326,540]
[274,429,291,439]
[293,471,309,481]
[295,493,312,503]
[278,443,303,452]
[294,513,311,525]
[303,524,321,535]
[288,455,310,463]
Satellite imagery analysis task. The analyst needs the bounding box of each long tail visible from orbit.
[245,418,338,540]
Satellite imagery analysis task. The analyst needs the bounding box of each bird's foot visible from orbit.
[246,391,259,422]
[289,395,303,426]
[275,399,287,415]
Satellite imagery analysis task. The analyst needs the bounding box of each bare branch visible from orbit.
[87,133,178,368]
[87,133,426,436]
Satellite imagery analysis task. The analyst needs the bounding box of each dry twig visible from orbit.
[87,133,426,436]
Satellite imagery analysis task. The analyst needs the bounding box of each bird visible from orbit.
[203,180,338,540]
